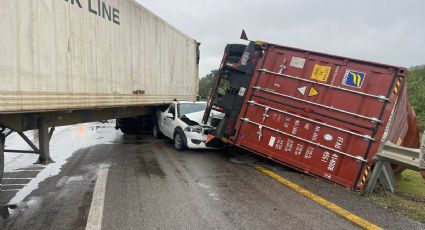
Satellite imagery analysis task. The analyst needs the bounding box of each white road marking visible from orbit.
[0,184,27,186]
[13,170,44,172]
[0,189,21,192]
[2,178,34,180]
[86,166,110,230]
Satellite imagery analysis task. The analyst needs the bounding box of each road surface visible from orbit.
[0,122,424,229]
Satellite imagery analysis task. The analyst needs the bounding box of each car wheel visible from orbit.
[174,131,186,151]
[153,124,161,139]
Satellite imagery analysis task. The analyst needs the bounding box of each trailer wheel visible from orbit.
[0,134,4,185]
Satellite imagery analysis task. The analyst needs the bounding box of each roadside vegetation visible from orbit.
[367,66,425,223]
[407,65,425,133]
[199,71,215,100]
[367,170,425,223]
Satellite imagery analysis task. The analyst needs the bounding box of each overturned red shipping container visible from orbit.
[204,40,420,189]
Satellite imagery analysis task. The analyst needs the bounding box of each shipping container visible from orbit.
[0,0,199,183]
[0,0,199,114]
[204,41,420,189]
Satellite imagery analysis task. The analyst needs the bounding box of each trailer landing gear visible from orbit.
[0,133,5,184]
[35,119,55,164]
[1,119,56,169]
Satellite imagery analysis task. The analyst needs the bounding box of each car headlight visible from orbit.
[184,126,203,133]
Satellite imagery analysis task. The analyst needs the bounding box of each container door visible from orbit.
[234,45,406,189]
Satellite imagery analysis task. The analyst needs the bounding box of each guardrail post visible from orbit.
[380,162,396,192]
[366,161,383,193]
[36,119,54,164]
[365,160,396,193]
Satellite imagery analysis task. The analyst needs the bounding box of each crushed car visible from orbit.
[153,101,224,151]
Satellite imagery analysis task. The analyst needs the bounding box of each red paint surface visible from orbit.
[232,44,416,189]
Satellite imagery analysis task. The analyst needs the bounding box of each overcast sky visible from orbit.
[136,0,425,78]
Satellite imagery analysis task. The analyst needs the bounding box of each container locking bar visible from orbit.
[258,69,389,101]
[247,100,375,141]
[253,86,382,124]
[240,118,368,163]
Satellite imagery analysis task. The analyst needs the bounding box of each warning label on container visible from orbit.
[290,57,306,69]
[308,87,319,97]
[268,136,276,147]
[311,64,331,82]
[238,87,247,96]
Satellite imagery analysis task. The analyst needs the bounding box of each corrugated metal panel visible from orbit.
[0,0,199,114]
[233,43,407,189]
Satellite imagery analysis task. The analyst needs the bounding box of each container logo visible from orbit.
[342,70,366,88]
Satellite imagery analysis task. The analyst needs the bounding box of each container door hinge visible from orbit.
[262,107,270,123]
[278,59,287,74]
[257,125,263,142]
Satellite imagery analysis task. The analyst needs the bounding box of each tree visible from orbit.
[198,71,217,100]
[407,66,425,133]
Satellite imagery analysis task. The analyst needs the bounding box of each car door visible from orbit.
[162,103,177,138]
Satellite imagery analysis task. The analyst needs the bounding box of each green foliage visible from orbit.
[198,71,216,100]
[407,66,425,133]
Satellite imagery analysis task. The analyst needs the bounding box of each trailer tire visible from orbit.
[0,135,4,185]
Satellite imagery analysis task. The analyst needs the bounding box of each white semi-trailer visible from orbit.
[0,0,200,182]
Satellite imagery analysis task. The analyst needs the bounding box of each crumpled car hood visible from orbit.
[182,111,204,125]
[181,110,224,126]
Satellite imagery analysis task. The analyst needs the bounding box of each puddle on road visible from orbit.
[108,134,149,145]
[136,157,166,178]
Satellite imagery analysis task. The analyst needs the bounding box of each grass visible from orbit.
[397,170,425,199]
[367,170,425,223]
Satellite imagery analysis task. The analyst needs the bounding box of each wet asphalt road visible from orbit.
[0,123,424,230]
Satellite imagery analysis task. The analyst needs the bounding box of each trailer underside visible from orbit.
[0,105,156,183]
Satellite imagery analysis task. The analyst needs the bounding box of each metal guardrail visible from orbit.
[366,136,425,193]
[377,142,421,169]
[421,134,425,171]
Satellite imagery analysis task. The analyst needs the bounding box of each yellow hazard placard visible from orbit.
[311,64,331,82]
[309,87,319,97]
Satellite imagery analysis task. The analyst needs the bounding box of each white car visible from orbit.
[153,101,223,151]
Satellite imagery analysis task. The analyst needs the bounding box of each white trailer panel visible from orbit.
[0,0,199,113]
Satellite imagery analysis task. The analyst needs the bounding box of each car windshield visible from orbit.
[178,103,207,117]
